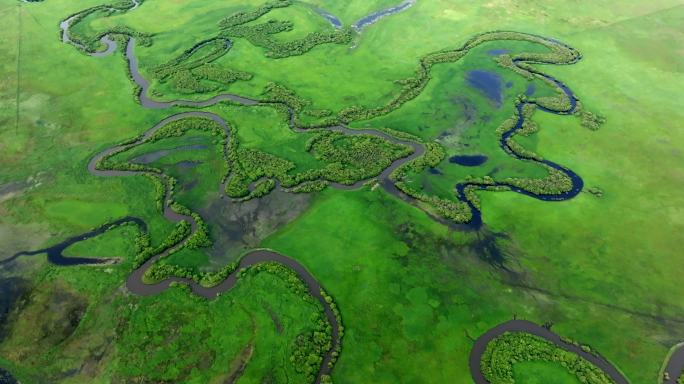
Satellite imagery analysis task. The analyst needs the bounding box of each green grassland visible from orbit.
[1,0,683,383]
[0,258,329,383]
[352,39,558,203]
[513,361,581,384]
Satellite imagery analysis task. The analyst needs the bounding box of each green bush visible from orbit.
[481,332,614,384]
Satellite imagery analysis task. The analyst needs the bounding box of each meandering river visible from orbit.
[469,320,629,384]
[9,9,676,383]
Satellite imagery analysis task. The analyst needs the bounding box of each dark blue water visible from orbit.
[487,49,510,56]
[428,167,443,175]
[352,0,415,30]
[3,217,146,266]
[456,52,582,229]
[314,8,342,29]
[449,155,488,166]
[466,70,503,107]
[525,84,536,96]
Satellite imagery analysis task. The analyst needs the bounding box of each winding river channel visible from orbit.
[469,320,629,384]
[455,66,583,228]
[6,4,681,382]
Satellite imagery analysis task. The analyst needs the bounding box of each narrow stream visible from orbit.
[10,13,651,383]
[352,0,416,31]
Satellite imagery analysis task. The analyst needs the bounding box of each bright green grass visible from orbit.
[262,188,531,382]
[351,39,557,202]
[220,104,323,172]
[513,361,581,384]
[111,272,322,383]
[161,247,211,270]
[71,0,424,111]
[1,1,683,383]
[263,186,681,383]
[62,224,138,259]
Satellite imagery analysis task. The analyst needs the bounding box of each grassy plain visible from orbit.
[513,361,581,384]
[0,0,682,383]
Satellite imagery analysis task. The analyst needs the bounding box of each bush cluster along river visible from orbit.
[4,1,683,383]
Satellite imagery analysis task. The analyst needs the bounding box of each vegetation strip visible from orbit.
[469,320,628,384]
[32,5,628,382]
[59,0,588,226]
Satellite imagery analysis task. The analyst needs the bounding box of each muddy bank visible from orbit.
[0,283,89,366]
[200,188,312,267]
[126,250,340,384]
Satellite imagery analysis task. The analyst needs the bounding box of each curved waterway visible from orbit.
[87,111,344,384]
[2,217,145,266]
[469,320,629,384]
[312,7,342,29]
[59,0,140,51]
[45,28,425,383]
[87,109,349,383]
[312,0,417,31]
[57,28,592,232]
[454,38,584,228]
[662,343,684,384]
[30,17,608,382]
